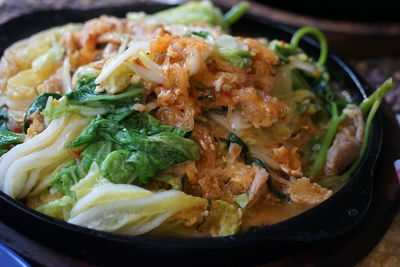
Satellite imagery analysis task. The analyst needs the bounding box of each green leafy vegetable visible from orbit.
[0,106,24,155]
[215,34,254,68]
[37,195,75,220]
[154,174,182,191]
[200,200,242,237]
[152,1,228,30]
[68,121,200,184]
[309,78,394,181]
[24,93,61,132]
[268,40,302,62]
[51,141,121,196]
[291,69,311,90]
[0,130,24,145]
[68,189,206,235]
[289,26,328,67]
[270,26,328,67]
[217,48,253,68]
[51,111,200,193]
[232,193,249,209]
[42,76,145,123]
[65,76,144,107]
[0,107,8,131]
[100,150,142,184]
[191,31,209,38]
[223,1,250,25]
[51,160,84,197]
[42,96,109,124]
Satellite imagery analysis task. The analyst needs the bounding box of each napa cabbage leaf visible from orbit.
[37,195,75,220]
[0,114,90,199]
[199,200,242,237]
[215,35,254,68]
[127,1,227,30]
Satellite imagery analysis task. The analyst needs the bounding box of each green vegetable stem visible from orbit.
[223,1,250,25]
[289,26,328,67]
[309,78,393,181]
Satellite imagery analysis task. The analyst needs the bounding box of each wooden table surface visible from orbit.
[0,0,399,266]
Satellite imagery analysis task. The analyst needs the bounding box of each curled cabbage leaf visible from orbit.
[199,200,242,237]
[39,161,207,235]
[0,113,89,199]
[68,189,207,235]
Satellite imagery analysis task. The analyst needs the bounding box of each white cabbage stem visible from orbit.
[95,40,149,84]
[125,62,164,84]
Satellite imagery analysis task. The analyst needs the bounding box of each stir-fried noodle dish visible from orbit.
[0,2,392,237]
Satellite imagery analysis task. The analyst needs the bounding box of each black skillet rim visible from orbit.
[0,3,383,249]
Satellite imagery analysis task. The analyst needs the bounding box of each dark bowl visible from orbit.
[0,3,383,266]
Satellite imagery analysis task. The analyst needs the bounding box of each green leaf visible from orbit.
[192,31,209,38]
[268,40,301,62]
[232,193,249,209]
[42,76,145,122]
[66,76,145,107]
[68,189,207,235]
[223,1,250,25]
[37,195,76,220]
[152,1,228,30]
[154,174,182,191]
[51,160,83,197]
[0,130,24,145]
[51,141,121,196]
[200,200,242,237]
[80,141,122,172]
[100,150,138,184]
[217,48,253,68]
[24,93,61,132]
[0,107,9,131]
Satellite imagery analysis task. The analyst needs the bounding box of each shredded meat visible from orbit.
[325,105,365,175]
[272,146,303,176]
[25,112,45,140]
[248,165,269,207]
[287,177,332,205]
[36,67,63,95]
[232,87,287,128]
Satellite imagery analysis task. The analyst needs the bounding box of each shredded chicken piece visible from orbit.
[248,165,268,207]
[25,112,45,140]
[191,124,217,169]
[244,37,279,92]
[325,105,365,175]
[78,16,122,65]
[232,87,287,128]
[102,42,119,59]
[227,143,242,163]
[272,146,303,176]
[287,177,332,205]
[36,67,64,95]
[225,162,256,196]
[155,63,196,130]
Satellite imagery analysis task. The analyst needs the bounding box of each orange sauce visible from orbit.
[242,198,315,229]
